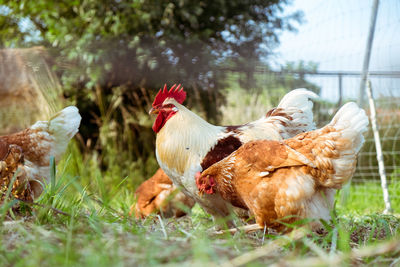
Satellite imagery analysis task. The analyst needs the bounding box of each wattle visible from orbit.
[152,110,177,133]
[152,112,166,133]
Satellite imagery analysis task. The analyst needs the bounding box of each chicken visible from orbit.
[131,168,195,218]
[0,106,81,200]
[149,84,317,221]
[0,141,32,201]
[196,102,369,231]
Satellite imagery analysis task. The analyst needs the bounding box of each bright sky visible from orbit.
[273,0,400,101]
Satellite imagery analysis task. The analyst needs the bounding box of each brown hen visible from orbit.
[132,168,195,218]
[196,102,369,231]
[0,106,81,200]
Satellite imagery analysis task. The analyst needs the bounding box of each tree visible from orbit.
[0,0,302,183]
[1,0,300,88]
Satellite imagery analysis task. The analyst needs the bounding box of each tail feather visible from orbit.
[329,102,369,154]
[311,102,369,188]
[49,106,81,139]
[17,106,81,163]
[271,88,318,139]
[278,88,318,111]
[47,106,81,159]
[235,89,318,142]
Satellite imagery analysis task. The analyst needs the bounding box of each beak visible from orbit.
[148,107,159,115]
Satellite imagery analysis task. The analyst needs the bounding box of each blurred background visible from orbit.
[0,0,399,212]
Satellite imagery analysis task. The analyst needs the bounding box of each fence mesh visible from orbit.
[220,68,400,211]
[272,0,400,210]
[0,0,399,212]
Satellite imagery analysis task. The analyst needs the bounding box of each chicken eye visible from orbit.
[162,103,178,112]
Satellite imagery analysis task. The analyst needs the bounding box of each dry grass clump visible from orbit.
[0,47,61,134]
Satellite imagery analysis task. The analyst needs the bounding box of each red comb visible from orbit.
[152,84,186,107]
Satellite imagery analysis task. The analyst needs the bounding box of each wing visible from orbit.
[234,140,315,177]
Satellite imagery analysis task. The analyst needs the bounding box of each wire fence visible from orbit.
[267,0,400,211]
[1,0,399,213]
[295,71,400,185]
[0,48,399,212]
[220,67,400,211]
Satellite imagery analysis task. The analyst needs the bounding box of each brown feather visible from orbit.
[199,121,364,231]
[201,135,242,170]
[0,144,34,202]
[132,168,195,218]
[0,128,52,166]
[0,139,9,161]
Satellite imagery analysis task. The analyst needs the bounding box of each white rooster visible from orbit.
[149,84,317,220]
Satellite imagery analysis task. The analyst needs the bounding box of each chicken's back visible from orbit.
[0,106,81,165]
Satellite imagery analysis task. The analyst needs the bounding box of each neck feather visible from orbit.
[156,104,226,175]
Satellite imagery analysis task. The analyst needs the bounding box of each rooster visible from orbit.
[131,168,195,218]
[149,84,317,220]
[0,106,81,200]
[196,102,368,231]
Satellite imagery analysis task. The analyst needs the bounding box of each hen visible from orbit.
[0,106,81,200]
[0,141,30,201]
[149,84,317,220]
[132,168,195,218]
[196,102,368,231]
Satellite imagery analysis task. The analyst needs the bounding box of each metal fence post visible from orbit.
[366,80,392,214]
[337,73,343,108]
[358,0,380,107]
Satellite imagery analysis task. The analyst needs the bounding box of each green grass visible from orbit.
[338,182,400,215]
[1,146,400,266]
[1,85,399,266]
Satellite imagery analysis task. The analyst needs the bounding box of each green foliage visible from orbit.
[1,0,301,89]
[0,14,22,47]
[0,0,305,184]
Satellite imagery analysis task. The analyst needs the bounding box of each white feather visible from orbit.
[239,89,318,142]
[48,106,82,160]
[29,106,81,162]
[278,88,318,110]
[313,102,369,188]
[329,102,369,154]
